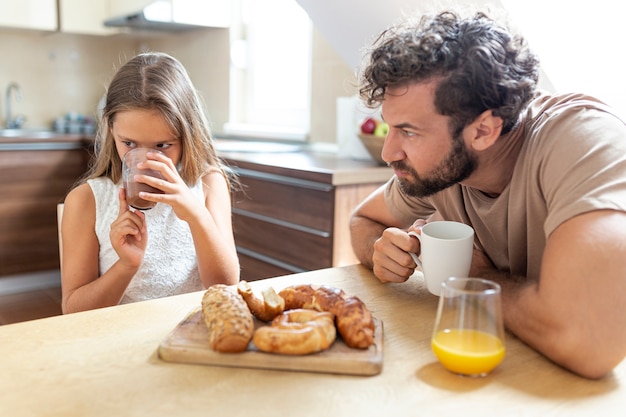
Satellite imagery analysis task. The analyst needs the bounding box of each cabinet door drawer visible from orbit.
[237,252,295,282]
[233,212,332,271]
[0,148,88,275]
[232,168,334,232]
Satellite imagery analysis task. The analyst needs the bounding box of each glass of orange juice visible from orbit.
[431,277,505,377]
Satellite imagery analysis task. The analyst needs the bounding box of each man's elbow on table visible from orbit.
[546,327,625,380]
[529,210,626,379]
[508,288,624,379]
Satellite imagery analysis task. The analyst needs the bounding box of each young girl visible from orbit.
[61,52,239,313]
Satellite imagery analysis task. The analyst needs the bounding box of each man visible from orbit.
[350,10,626,379]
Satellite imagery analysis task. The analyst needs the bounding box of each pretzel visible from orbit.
[253,309,336,355]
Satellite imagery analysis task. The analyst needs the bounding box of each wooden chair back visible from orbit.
[57,203,64,272]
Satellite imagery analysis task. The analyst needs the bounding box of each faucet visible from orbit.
[5,82,25,129]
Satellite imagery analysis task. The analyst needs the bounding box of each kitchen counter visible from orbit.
[0,264,623,416]
[216,142,394,280]
[216,140,393,186]
[0,132,93,151]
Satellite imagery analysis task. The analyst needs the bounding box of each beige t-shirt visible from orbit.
[385,91,626,279]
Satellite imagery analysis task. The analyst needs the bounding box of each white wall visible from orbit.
[296,0,503,70]
[297,0,624,118]
[502,0,626,118]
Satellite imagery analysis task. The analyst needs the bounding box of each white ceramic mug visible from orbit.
[408,221,475,296]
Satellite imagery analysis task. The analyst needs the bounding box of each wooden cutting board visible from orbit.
[158,307,384,376]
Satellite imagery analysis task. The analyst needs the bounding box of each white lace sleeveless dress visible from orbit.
[87,177,204,304]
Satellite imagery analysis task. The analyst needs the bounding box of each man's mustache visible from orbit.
[390,161,411,171]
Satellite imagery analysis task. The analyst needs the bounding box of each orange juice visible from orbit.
[432,329,505,376]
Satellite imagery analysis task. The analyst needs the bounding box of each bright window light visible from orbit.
[225,0,312,141]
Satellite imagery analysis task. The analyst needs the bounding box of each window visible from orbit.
[225,0,313,141]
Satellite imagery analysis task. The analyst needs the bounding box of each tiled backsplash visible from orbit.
[0,27,354,144]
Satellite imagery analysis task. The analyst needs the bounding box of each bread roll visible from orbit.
[237,280,285,322]
[201,284,254,353]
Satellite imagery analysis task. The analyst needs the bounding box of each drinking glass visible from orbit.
[431,277,505,377]
[122,148,164,210]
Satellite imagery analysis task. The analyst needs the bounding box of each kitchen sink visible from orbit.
[0,129,60,139]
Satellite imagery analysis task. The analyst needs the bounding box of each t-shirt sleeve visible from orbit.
[534,102,626,236]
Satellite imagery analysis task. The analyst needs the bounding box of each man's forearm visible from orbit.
[474,270,562,364]
[349,215,386,269]
[473,266,618,379]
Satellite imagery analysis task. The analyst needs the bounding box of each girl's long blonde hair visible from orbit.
[83,52,228,187]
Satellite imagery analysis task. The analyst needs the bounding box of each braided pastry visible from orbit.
[278,284,375,349]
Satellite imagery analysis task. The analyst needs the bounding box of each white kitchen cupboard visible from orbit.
[107,0,155,17]
[107,0,231,28]
[0,0,57,31]
[59,0,118,35]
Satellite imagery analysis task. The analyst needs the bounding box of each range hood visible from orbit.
[104,0,230,32]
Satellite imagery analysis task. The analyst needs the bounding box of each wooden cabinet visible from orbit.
[0,0,57,31]
[221,151,392,281]
[0,137,91,276]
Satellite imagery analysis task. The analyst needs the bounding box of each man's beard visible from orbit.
[391,133,478,198]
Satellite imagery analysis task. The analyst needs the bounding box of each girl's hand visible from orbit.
[134,152,206,222]
[110,188,148,269]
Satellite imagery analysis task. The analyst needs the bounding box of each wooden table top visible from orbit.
[0,264,623,417]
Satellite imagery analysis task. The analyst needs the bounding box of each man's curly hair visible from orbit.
[359,10,539,135]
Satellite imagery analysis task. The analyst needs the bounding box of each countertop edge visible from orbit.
[220,150,393,186]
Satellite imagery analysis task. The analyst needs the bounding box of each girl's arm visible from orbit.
[189,170,240,287]
[61,184,147,313]
[137,152,240,286]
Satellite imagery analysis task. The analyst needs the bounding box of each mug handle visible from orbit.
[407,231,423,269]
